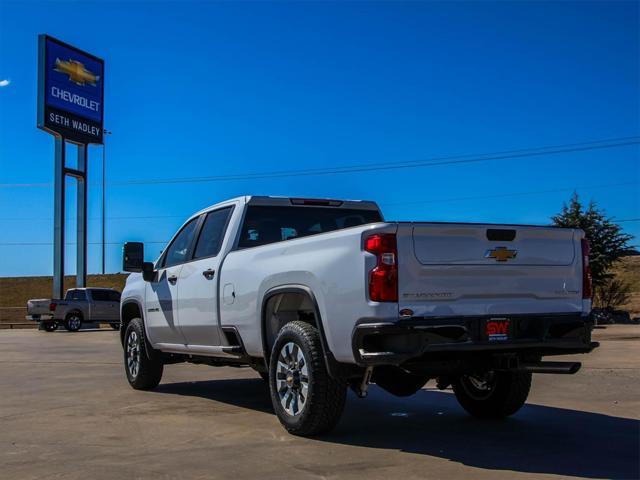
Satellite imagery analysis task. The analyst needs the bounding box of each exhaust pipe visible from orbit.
[519,361,582,374]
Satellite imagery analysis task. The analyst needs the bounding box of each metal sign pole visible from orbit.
[76,144,88,288]
[53,137,65,299]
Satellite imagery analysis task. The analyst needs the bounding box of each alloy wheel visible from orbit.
[276,342,309,416]
[460,372,497,400]
[127,331,141,379]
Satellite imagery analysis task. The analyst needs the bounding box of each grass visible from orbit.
[610,256,640,317]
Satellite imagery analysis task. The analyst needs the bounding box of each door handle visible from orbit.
[202,268,215,279]
[168,275,178,284]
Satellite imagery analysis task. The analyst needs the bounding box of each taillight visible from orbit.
[364,233,398,302]
[49,302,57,312]
[581,238,592,299]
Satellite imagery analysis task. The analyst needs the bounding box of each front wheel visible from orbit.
[64,313,82,332]
[124,318,163,390]
[269,321,347,436]
[453,371,532,419]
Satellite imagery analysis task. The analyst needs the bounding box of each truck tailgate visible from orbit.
[396,223,585,317]
[27,299,52,315]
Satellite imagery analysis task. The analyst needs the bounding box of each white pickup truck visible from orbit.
[120,196,597,435]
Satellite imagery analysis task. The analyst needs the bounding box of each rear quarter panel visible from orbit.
[219,223,398,363]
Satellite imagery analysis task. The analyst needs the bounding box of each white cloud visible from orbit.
[0,79,10,87]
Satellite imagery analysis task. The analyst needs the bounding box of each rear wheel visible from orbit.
[64,313,82,332]
[124,318,163,390]
[269,321,347,436]
[453,371,532,418]
[42,322,58,332]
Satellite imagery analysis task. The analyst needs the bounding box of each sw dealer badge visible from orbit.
[485,318,511,341]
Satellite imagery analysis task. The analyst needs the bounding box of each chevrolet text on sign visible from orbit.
[37,35,104,144]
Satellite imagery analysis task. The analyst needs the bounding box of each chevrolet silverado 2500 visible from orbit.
[120,196,597,435]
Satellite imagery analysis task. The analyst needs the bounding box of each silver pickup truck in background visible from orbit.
[27,288,121,332]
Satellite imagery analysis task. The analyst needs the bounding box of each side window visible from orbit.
[163,217,199,268]
[193,207,233,260]
[107,291,121,302]
[70,290,87,301]
[90,290,108,302]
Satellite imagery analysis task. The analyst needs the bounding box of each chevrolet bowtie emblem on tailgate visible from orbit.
[54,58,100,86]
[485,246,517,262]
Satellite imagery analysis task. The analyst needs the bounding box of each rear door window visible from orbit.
[193,207,233,259]
[238,206,382,249]
[90,290,109,301]
[107,291,121,302]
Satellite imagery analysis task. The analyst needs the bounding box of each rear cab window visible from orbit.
[237,206,382,249]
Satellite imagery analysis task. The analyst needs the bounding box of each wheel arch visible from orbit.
[260,285,341,378]
[65,309,83,320]
[120,300,143,346]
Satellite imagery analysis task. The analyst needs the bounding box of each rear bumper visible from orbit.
[26,314,54,322]
[352,313,597,366]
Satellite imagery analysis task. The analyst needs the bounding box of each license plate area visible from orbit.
[485,318,511,341]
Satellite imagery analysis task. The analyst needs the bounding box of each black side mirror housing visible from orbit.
[123,242,144,272]
[142,262,156,282]
[123,242,156,282]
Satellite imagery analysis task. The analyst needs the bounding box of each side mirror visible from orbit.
[123,242,144,272]
[123,242,157,282]
[142,262,156,282]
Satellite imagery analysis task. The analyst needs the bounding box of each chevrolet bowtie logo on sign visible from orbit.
[54,58,100,86]
[485,246,518,262]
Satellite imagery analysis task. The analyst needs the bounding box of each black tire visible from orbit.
[64,312,82,332]
[372,366,429,397]
[43,322,58,332]
[109,322,120,330]
[258,371,269,382]
[269,321,347,436]
[453,371,532,419]
[123,318,163,390]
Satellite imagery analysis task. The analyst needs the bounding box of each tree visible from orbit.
[551,193,634,287]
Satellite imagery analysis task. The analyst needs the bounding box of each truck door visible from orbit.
[177,206,234,347]
[145,217,199,346]
[89,290,110,320]
[106,290,121,321]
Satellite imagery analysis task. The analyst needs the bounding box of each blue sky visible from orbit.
[0,0,638,277]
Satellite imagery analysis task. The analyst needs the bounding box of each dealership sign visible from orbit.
[38,35,104,144]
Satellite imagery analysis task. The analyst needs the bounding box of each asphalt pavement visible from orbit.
[0,325,638,480]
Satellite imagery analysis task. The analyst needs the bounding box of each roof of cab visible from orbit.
[191,195,381,218]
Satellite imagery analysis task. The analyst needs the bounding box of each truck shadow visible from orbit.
[157,378,639,479]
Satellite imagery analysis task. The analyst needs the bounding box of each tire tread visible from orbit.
[124,318,163,390]
[270,321,347,436]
